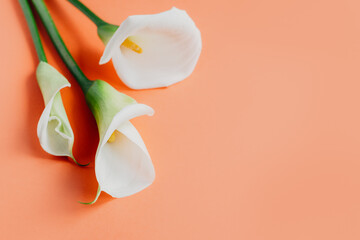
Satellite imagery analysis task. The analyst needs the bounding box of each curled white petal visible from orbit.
[100,7,202,89]
[95,104,155,198]
[36,62,74,158]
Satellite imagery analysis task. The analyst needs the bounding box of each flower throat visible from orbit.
[121,37,142,54]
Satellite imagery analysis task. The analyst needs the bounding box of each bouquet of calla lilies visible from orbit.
[19,0,201,204]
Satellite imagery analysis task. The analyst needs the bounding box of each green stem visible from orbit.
[19,0,47,62]
[67,0,108,27]
[32,0,92,94]
[78,185,101,205]
[66,0,118,44]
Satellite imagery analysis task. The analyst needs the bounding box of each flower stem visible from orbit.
[32,0,93,94]
[78,185,101,205]
[67,0,108,27]
[19,0,47,62]
[66,0,118,45]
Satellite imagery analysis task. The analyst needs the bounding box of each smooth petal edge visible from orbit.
[99,7,192,65]
[94,103,155,198]
[100,7,202,89]
[37,83,73,158]
[97,103,154,150]
[36,62,71,104]
[96,122,155,198]
[99,16,139,65]
[48,115,73,141]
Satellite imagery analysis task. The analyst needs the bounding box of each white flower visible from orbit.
[99,7,202,89]
[36,61,77,162]
[85,80,155,198]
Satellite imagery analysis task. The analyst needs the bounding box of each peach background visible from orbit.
[1,0,360,239]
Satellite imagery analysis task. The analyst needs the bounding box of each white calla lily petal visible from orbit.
[36,61,75,159]
[96,105,154,198]
[100,7,202,89]
[86,80,155,198]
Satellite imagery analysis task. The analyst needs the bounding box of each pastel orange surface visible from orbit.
[1,0,360,239]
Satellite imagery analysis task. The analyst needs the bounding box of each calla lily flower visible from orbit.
[33,0,156,202]
[85,80,155,199]
[98,7,202,89]
[36,61,76,162]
